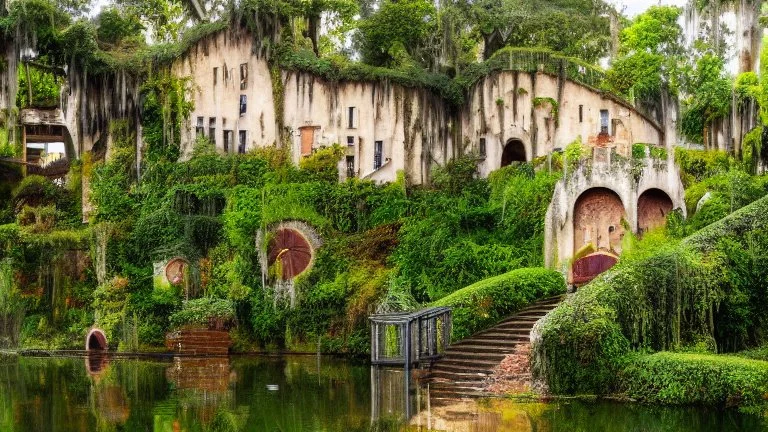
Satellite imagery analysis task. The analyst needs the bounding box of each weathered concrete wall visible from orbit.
[282,73,455,184]
[175,30,664,185]
[544,153,686,271]
[173,30,278,157]
[174,29,456,184]
[461,71,665,178]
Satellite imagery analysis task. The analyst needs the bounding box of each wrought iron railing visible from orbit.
[369,307,451,367]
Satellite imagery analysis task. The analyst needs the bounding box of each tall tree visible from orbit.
[469,0,613,63]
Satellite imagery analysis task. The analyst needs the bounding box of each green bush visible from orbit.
[169,297,235,329]
[432,267,565,341]
[535,195,768,396]
[622,352,768,413]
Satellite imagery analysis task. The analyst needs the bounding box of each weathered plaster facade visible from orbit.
[174,29,666,185]
[544,154,686,271]
[461,71,666,178]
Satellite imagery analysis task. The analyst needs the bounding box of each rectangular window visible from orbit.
[374,140,383,170]
[479,137,486,157]
[224,65,230,84]
[579,105,583,123]
[223,130,233,153]
[238,130,247,154]
[600,109,609,134]
[195,116,204,137]
[213,67,218,86]
[240,63,248,90]
[346,155,355,179]
[347,136,355,146]
[348,107,357,129]
[240,95,247,116]
[208,117,216,145]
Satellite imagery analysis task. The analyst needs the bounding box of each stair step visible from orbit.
[424,295,565,398]
[446,344,520,354]
[430,364,494,375]
[473,332,530,339]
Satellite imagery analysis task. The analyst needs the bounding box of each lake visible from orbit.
[0,354,764,431]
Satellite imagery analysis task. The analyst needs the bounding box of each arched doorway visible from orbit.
[573,188,626,254]
[637,189,674,234]
[501,139,526,167]
[86,328,108,351]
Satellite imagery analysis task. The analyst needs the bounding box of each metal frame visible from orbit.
[369,307,452,367]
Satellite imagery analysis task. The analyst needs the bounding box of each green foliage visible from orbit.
[299,144,344,183]
[605,6,684,100]
[432,267,565,341]
[535,194,768,396]
[16,64,63,108]
[95,7,145,46]
[622,352,768,413]
[356,0,435,67]
[168,297,235,328]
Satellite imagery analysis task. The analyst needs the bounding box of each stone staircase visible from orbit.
[424,295,564,401]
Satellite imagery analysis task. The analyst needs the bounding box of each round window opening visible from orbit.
[165,258,189,286]
[267,228,313,280]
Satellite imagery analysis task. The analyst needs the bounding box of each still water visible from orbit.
[0,354,764,431]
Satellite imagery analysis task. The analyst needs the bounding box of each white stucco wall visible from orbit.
[461,71,665,178]
[544,154,686,271]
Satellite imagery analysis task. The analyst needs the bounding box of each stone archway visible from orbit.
[86,328,108,351]
[637,188,674,234]
[501,139,526,167]
[573,188,626,255]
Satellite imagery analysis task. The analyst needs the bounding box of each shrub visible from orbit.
[431,267,565,341]
[622,352,768,413]
[535,195,768,395]
[168,297,235,329]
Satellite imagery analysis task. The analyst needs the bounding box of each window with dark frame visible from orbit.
[213,67,218,86]
[240,95,247,116]
[347,136,355,146]
[579,105,583,123]
[348,107,356,129]
[209,118,216,145]
[195,117,204,137]
[238,130,247,154]
[346,155,355,178]
[240,63,248,90]
[479,137,486,157]
[374,140,383,170]
[223,130,233,153]
[600,109,609,134]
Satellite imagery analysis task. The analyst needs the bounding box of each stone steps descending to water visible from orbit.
[424,295,564,401]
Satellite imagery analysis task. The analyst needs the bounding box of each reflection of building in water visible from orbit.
[86,355,131,427]
[165,357,235,425]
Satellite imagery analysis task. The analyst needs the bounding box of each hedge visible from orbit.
[432,267,565,341]
[534,194,768,396]
[622,352,768,413]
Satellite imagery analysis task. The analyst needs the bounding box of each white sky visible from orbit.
[612,0,689,17]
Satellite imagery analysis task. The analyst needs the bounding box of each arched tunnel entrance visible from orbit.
[571,188,626,285]
[637,188,674,235]
[501,139,526,167]
[573,188,626,254]
[86,329,108,351]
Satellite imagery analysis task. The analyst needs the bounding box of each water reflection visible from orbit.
[0,355,764,431]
